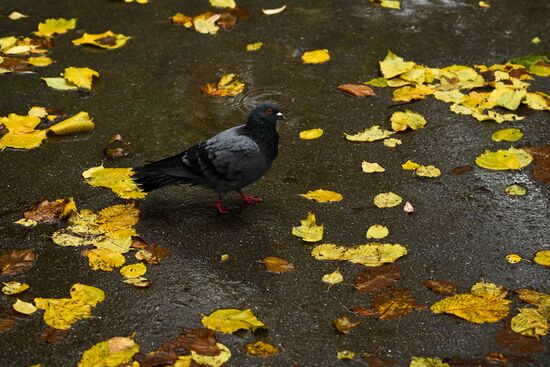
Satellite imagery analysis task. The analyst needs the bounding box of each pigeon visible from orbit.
[132,102,286,214]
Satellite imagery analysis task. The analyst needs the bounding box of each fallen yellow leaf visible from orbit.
[311,243,407,266]
[42,77,78,90]
[392,84,434,102]
[534,250,550,266]
[390,110,427,131]
[246,42,264,51]
[201,308,266,333]
[0,129,48,150]
[82,166,146,199]
[171,13,193,28]
[505,254,522,263]
[210,0,236,8]
[322,269,343,286]
[402,160,421,170]
[292,212,323,242]
[416,165,441,178]
[244,341,278,357]
[337,350,356,360]
[431,293,510,323]
[49,112,95,135]
[373,192,402,208]
[27,56,53,67]
[492,128,523,142]
[8,12,28,20]
[478,1,490,7]
[83,248,126,271]
[410,357,451,367]
[302,49,330,64]
[362,161,385,173]
[504,184,526,196]
[383,137,402,147]
[475,147,532,170]
[72,31,131,49]
[300,189,343,203]
[345,125,395,142]
[77,336,140,367]
[120,263,147,278]
[123,277,150,287]
[379,51,415,79]
[13,299,36,314]
[64,67,99,90]
[35,18,76,37]
[202,73,245,97]
[191,343,231,367]
[515,289,550,307]
[511,308,548,338]
[532,37,541,44]
[194,17,219,35]
[470,280,507,299]
[366,224,389,239]
[299,128,323,140]
[2,281,30,295]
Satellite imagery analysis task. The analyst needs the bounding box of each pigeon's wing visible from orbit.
[179,126,263,188]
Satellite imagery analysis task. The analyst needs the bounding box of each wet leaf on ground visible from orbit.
[299,128,323,140]
[300,189,343,202]
[423,279,457,295]
[354,289,420,320]
[2,281,29,295]
[366,224,389,239]
[302,49,330,64]
[63,67,99,90]
[72,31,131,49]
[77,336,139,367]
[390,111,427,132]
[82,166,146,199]
[475,147,532,170]
[202,73,245,96]
[337,84,376,97]
[431,290,511,323]
[22,198,76,223]
[523,146,550,183]
[40,327,69,343]
[292,212,323,242]
[409,356,450,367]
[373,192,402,208]
[355,265,401,292]
[345,125,395,142]
[244,341,279,357]
[0,249,36,275]
[263,256,295,273]
[312,243,407,266]
[201,308,266,333]
[333,316,360,334]
[322,269,343,286]
[533,250,550,266]
[35,18,76,37]
[82,248,126,271]
[515,289,550,307]
[510,308,549,338]
[13,299,37,315]
[495,326,544,353]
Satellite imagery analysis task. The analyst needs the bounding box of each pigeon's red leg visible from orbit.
[215,196,230,214]
[240,191,262,205]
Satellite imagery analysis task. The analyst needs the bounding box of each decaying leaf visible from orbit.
[82,165,146,199]
[475,147,532,170]
[403,201,414,213]
[171,13,193,27]
[132,237,170,265]
[83,248,126,271]
[470,280,507,299]
[262,5,287,15]
[492,128,523,142]
[35,18,76,37]
[523,146,550,184]
[373,192,403,208]
[299,128,323,140]
[123,277,150,287]
[366,224,389,239]
[34,284,105,330]
[0,317,16,333]
[0,249,36,275]
[333,317,360,334]
[362,161,385,173]
[52,203,140,254]
[311,243,407,266]
[244,341,278,357]
[263,256,295,273]
[383,138,402,147]
[40,327,69,343]
[77,336,140,367]
[423,279,457,295]
[292,212,323,242]
[2,281,30,295]
[300,189,343,203]
[504,184,526,196]
[63,67,99,90]
[354,289,420,320]
[302,49,330,64]
[322,269,344,286]
[22,198,76,223]
[534,250,550,266]
[201,308,266,333]
[409,357,451,367]
[337,84,376,97]
[495,326,544,354]
[13,299,37,315]
[191,343,231,367]
[202,73,245,96]
[390,111,427,132]
[345,125,395,142]
[431,293,510,323]
[194,15,220,35]
[505,253,522,263]
[515,289,550,307]
[337,350,356,360]
[120,263,147,278]
[72,31,131,49]
[511,308,549,338]
[355,265,400,292]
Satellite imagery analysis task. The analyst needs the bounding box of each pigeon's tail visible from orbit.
[132,154,188,192]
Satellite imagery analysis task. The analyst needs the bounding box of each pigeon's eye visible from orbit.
[266,108,273,114]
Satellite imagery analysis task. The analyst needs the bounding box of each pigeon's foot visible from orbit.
[215,198,230,214]
[240,192,262,205]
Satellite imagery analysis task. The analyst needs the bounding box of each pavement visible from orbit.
[0,0,549,366]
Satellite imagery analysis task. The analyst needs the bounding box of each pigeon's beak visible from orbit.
[276,112,286,120]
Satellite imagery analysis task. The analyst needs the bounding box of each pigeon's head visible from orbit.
[248,103,285,125]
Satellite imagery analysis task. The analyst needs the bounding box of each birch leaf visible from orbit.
[201,309,266,333]
[300,189,343,203]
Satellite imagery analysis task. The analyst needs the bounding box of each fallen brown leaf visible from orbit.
[0,317,16,333]
[355,265,401,293]
[373,289,421,320]
[40,327,69,343]
[159,328,220,357]
[337,84,376,97]
[133,351,178,367]
[423,279,457,295]
[523,146,550,184]
[350,306,377,317]
[0,249,36,275]
[24,199,73,223]
[362,353,398,367]
[452,165,473,175]
[263,256,295,273]
[494,326,544,354]
[217,12,237,29]
[131,236,170,264]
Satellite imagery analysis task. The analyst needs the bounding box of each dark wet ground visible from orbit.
[1,0,550,366]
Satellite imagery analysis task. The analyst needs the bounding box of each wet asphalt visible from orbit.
[1,0,549,366]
